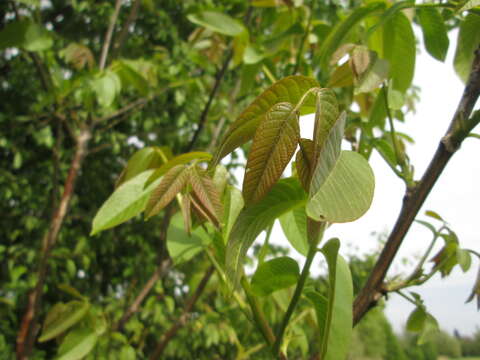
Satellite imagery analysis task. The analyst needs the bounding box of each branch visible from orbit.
[111,0,141,59]
[353,46,480,325]
[95,97,150,126]
[16,127,91,359]
[99,0,123,70]
[149,266,215,359]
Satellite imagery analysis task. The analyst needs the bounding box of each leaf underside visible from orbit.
[189,167,223,227]
[296,138,315,192]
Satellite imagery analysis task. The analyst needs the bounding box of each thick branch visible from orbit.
[149,266,215,359]
[99,0,123,70]
[353,47,480,325]
[16,128,91,359]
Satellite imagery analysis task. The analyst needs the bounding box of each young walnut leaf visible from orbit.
[145,164,189,218]
[211,75,318,166]
[189,166,223,227]
[243,102,300,204]
[312,89,340,163]
[296,138,315,192]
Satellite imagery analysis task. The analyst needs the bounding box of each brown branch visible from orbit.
[95,97,150,126]
[99,0,123,70]
[353,46,480,325]
[149,266,215,360]
[111,0,141,59]
[16,127,91,359]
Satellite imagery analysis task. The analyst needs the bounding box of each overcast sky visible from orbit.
[234,28,480,336]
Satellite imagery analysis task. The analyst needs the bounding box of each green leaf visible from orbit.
[56,327,98,360]
[187,11,246,36]
[250,257,300,296]
[318,238,353,360]
[212,76,319,165]
[466,266,480,309]
[417,7,449,61]
[327,62,354,88]
[383,11,416,92]
[310,112,345,196]
[454,13,480,82]
[90,71,121,108]
[279,206,309,256]
[305,291,328,341]
[145,165,190,218]
[167,213,211,264]
[243,102,300,204]
[39,301,90,342]
[354,55,389,94]
[146,151,211,187]
[0,21,53,51]
[318,2,385,67]
[307,151,375,223]
[91,169,163,235]
[406,306,427,332]
[415,220,437,236]
[418,313,439,345]
[225,178,306,288]
[222,186,244,241]
[425,210,444,222]
[116,147,167,187]
[457,248,472,272]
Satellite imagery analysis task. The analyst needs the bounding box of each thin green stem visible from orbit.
[273,243,318,354]
[395,290,419,306]
[258,225,273,265]
[382,84,404,168]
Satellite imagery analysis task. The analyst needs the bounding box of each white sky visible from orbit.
[231,28,480,336]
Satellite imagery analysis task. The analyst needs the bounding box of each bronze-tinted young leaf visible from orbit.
[243,102,300,204]
[312,89,340,163]
[212,76,319,165]
[296,138,315,191]
[189,166,223,227]
[181,194,192,234]
[145,164,189,218]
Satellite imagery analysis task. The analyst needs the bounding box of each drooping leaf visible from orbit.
[383,11,416,93]
[145,165,190,218]
[417,313,439,345]
[431,238,459,276]
[243,102,300,204]
[212,165,229,198]
[60,43,95,70]
[354,54,389,94]
[225,178,306,288]
[222,185,244,241]
[116,147,167,187]
[307,151,375,223]
[181,194,192,234]
[91,170,163,235]
[406,306,427,332]
[212,76,319,165]
[90,71,121,108]
[417,7,449,62]
[454,13,480,82]
[167,213,211,264]
[187,11,246,37]
[305,291,328,341]
[113,60,150,95]
[279,206,309,256]
[466,266,480,309]
[457,248,472,272]
[296,138,315,192]
[318,2,385,67]
[39,301,90,342]
[146,151,211,187]
[318,238,353,360]
[310,112,345,196]
[312,90,340,163]
[425,210,444,222]
[250,256,300,296]
[189,166,223,227]
[56,326,98,360]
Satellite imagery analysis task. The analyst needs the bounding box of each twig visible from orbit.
[353,46,480,325]
[16,127,91,359]
[114,258,172,331]
[111,0,141,59]
[99,0,123,70]
[149,266,215,359]
[185,49,233,152]
[95,97,150,126]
